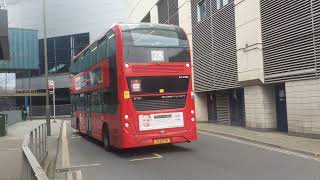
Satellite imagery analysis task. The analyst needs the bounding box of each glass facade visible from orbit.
[39,32,89,74]
[0,28,39,70]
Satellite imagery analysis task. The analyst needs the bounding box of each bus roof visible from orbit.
[118,23,179,31]
[70,23,182,63]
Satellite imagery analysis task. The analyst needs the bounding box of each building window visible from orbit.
[217,0,229,10]
[39,33,89,75]
[197,0,206,22]
[157,0,179,25]
[141,12,151,23]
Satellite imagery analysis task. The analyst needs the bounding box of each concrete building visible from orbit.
[0,28,40,110]
[129,0,320,138]
[235,0,320,138]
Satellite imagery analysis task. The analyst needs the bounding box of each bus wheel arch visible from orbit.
[76,118,80,131]
[102,123,112,151]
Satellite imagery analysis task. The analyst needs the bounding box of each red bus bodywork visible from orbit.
[70,23,197,149]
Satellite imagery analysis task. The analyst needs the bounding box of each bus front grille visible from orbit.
[133,96,186,111]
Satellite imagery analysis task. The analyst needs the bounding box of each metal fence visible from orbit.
[0,110,23,125]
[22,123,49,180]
[29,104,71,117]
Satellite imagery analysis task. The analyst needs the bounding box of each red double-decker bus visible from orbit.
[69,23,197,150]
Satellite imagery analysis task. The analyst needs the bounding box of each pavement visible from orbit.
[54,120,320,180]
[0,119,62,180]
[197,122,320,158]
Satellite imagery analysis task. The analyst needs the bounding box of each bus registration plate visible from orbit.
[153,138,171,145]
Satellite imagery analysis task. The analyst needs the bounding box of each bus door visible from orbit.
[85,94,92,134]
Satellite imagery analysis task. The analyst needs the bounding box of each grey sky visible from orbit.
[7,0,128,41]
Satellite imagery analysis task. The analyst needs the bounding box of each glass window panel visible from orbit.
[223,0,228,6]
[217,0,221,9]
[197,0,206,22]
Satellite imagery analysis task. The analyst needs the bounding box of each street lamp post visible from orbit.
[43,0,51,136]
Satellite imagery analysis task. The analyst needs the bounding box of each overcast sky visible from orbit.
[7,0,128,41]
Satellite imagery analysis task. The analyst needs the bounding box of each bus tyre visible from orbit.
[103,127,112,151]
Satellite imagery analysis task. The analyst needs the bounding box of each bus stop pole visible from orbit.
[53,83,56,123]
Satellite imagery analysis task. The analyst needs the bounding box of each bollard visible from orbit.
[30,131,33,152]
[38,126,41,160]
[45,125,47,152]
[35,129,38,161]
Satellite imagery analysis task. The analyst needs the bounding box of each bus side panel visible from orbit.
[91,112,106,141]
[89,111,122,147]
[77,111,87,134]
[104,112,122,148]
[90,112,100,140]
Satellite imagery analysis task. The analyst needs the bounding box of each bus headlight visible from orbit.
[191,110,195,114]
[124,122,130,128]
[124,114,129,120]
[191,118,195,122]
[186,63,190,68]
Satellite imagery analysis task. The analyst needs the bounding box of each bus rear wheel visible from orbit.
[102,127,112,151]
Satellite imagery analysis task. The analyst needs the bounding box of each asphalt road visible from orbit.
[56,121,320,180]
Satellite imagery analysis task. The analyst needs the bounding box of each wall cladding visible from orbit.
[0,28,39,70]
[314,1,320,75]
[285,79,320,136]
[261,0,320,83]
[191,0,239,92]
[157,0,179,26]
[215,91,230,124]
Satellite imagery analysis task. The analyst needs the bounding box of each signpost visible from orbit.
[48,80,56,123]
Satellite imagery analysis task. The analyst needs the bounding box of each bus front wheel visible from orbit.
[102,126,112,151]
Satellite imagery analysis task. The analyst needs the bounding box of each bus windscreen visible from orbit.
[123,28,190,63]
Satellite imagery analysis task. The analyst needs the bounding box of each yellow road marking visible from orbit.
[76,170,82,180]
[129,153,163,162]
[62,121,73,180]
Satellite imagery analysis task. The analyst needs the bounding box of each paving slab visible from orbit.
[0,119,62,180]
[197,122,320,158]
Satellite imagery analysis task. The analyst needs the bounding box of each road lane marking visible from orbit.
[0,148,19,151]
[130,153,163,162]
[199,131,320,162]
[56,164,101,174]
[0,138,21,141]
[71,163,101,168]
[153,153,162,158]
[61,121,73,180]
[71,136,81,139]
[76,170,82,180]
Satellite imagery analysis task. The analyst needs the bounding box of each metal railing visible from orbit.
[22,123,49,180]
[0,89,46,97]
[16,89,46,94]
[30,104,71,117]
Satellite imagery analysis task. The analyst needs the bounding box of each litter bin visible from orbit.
[0,113,8,137]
